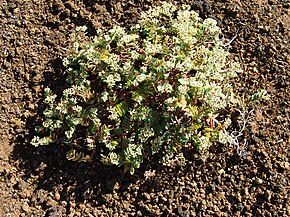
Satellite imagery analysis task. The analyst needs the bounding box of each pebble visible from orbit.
[20,189,31,199]
[74,211,81,216]
[169,190,174,198]
[33,85,41,94]
[11,118,22,129]
[60,201,67,207]
[70,201,76,208]
[84,207,91,214]
[141,192,150,201]
[28,103,35,110]
[280,161,289,170]
[54,192,61,201]
[22,203,30,212]
[255,177,263,184]
[265,190,272,201]
[161,196,168,202]
[17,179,27,190]
[217,169,225,175]
[78,203,86,210]
[47,198,57,207]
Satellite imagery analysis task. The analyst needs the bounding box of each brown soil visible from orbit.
[0,0,289,216]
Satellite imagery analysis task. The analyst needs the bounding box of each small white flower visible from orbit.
[136,74,147,82]
[43,109,54,117]
[101,91,109,102]
[87,137,94,144]
[44,94,57,104]
[105,74,116,87]
[164,97,175,105]
[140,66,147,73]
[131,50,140,60]
[178,84,189,94]
[43,119,53,128]
[108,106,118,120]
[65,128,75,139]
[122,61,132,72]
[133,94,144,104]
[72,105,82,113]
[199,136,211,150]
[157,82,173,93]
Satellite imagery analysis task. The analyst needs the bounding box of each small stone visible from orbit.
[13,92,20,99]
[75,211,81,217]
[265,190,272,201]
[244,188,249,196]
[11,118,22,129]
[161,196,168,202]
[217,192,225,199]
[70,201,76,208]
[93,209,102,216]
[54,192,61,201]
[255,177,263,184]
[213,205,219,212]
[122,200,130,211]
[217,169,225,175]
[23,110,31,118]
[22,203,30,212]
[20,189,31,199]
[143,192,150,201]
[46,198,57,207]
[240,174,245,181]
[179,181,185,186]
[84,207,91,214]
[1,104,8,110]
[60,201,67,207]
[24,73,30,81]
[28,103,35,110]
[78,203,86,210]
[169,190,174,198]
[17,179,27,190]
[33,85,41,94]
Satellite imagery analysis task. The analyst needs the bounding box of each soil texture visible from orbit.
[0,0,289,216]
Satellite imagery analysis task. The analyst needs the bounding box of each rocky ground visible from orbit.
[0,0,289,216]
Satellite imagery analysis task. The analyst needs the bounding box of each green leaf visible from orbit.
[121,115,131,130]
[115,101,129,117]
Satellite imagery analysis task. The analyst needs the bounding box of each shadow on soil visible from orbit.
[11,121,155,208]
[9,55,148,209]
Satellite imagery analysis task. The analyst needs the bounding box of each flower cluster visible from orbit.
[31,2,267,174]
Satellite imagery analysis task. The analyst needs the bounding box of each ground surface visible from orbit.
[0,0,289,216]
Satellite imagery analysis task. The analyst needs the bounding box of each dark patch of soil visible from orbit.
[0,0,289,216]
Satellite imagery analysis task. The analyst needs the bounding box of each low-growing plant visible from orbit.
[31,2,269,174]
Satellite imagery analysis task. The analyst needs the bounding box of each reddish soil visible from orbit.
[0,0,289,216]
